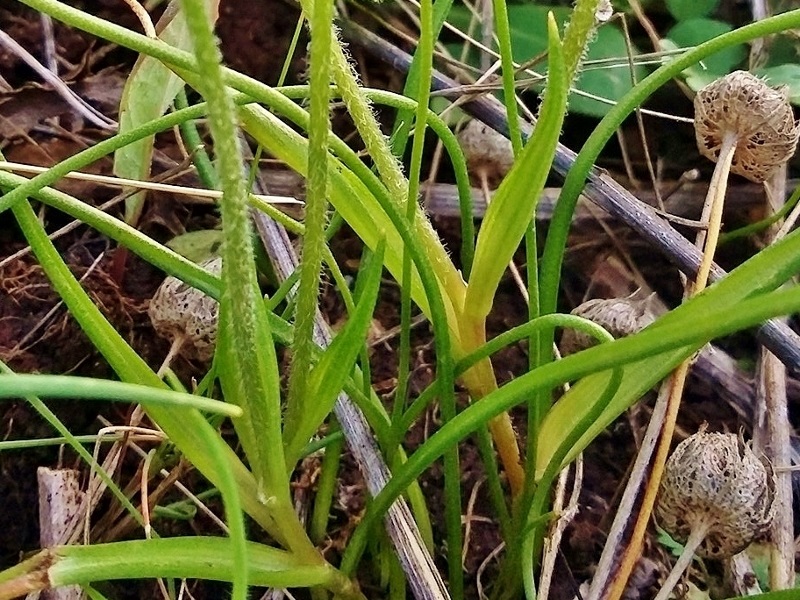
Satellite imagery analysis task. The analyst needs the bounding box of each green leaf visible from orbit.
[344,276,800,578]
[464,11,569,320]
[166,229,224,262]
[0,374,241,416]
[666,18,747,90]
[537,222,800,475]
[448,4,647,117]
[665,0,720,21]
[569,25,649,117]
[762,34,800,68]
[115,2,219,224]
[283,239,386,464]
[216,279,287,496]
[656,525,685,557]
[5,191,282,543]
[756,64,800,105]
[38,538,335,589]
[510,5,566,58]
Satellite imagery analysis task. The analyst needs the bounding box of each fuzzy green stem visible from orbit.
[314,5,468,310]
[286,0,335,440]
[164,4,256,595]
[179,0,316,569]
[561,0,601,85]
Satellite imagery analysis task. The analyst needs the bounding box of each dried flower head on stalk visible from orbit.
[149,256,222,375]
[457,119,515,189]
[652,426,775,600]
[560,294,660,355]
[690,71,799,295]
[694,70,798,184]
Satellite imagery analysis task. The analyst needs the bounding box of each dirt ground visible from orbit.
[1,0,798,598]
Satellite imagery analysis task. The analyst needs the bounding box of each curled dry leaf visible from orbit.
[655,426,775,559]
[457,119,515,187]
[560,295,660,355]
[694,70,799,183]
[148,256,222,362]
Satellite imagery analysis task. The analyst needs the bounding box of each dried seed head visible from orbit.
[148,256,221,362]
[655,427,775,559]
[560,295,660,355]
[457,119,515,186]
[694,70,799,183]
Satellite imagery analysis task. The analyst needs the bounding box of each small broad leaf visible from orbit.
[665,0,720,21]
[449,4,647,118]
[666,18,746,90]
[166,229,224,262]
[756,64,800,105]
[569,25,649,118]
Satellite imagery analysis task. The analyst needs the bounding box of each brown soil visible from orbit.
[1,1,797,599]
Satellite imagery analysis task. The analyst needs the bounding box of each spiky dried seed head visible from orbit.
[560,295,659,355]
[148,256,221,362]
[694,70,799,183]
[655,427,775,559]
[457,119,515,186]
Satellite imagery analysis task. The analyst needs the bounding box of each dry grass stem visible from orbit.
[0,161,302,205]
[755,164,794,590]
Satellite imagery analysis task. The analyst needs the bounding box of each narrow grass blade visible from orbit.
[284,239,386,465]
[115,2,219,224]
[0,374,241,416]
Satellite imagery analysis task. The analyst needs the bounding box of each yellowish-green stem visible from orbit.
[459,320,525,496]
[692,131,738,292]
